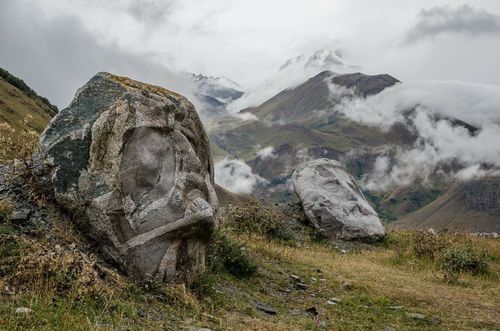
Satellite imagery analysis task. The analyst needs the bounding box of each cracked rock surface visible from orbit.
[292,158,384,241]
[37,72,218,283]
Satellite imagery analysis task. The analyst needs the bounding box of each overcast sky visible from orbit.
[1,0,500,108]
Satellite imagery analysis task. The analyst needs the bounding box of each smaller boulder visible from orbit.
[292,158,385,241]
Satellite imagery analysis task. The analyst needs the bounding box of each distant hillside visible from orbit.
[0,67,58,116]
[243,71,399,123]
[395,178,500,233]
[0,67,57,133]
[212,71,414,184]
[209,71,500,232]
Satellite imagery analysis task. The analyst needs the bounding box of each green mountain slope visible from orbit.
[210,71,499,231]
[394,178,500,232]
[0,67,57,133]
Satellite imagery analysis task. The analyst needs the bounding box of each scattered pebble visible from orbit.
[10,209,32,224]
[290,274,301,282]
[254,302,278,315]
[327,297,341,305]
[2,285,15,296]
[311,277,317,282]
[15,307,33,314]
[295,283,308,290]
[388,306,405,310]
[407,312,426,320]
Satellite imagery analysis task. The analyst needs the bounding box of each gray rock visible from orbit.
[292,158,385,241]
[295,282,309,290]
[15,307,33,314]
[407,312,426,320]
[388,306,405,310]
[10,209,32,224]
[254,302,278,315]
[327,297,341,305]
[37,73,218,284]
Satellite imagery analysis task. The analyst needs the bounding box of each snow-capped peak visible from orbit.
[278,49,348,72]
[184,72,242,92]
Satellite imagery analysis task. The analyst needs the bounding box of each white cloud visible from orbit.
[214,158,268,194]
[233,112,259,122]
[332,80,500,191]
[2,1,500,108]
[256,146,276,159]
[405,5,500,43]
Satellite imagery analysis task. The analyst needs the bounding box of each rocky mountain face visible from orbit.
[37,72,218,283]
[242,71,399,123]
[209,70,499,232]
[464,179,500,215]
[396,178,500,233]
[184,72,244,117]
[211,71,410,194]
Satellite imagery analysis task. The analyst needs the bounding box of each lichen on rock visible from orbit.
[37,72,218,283]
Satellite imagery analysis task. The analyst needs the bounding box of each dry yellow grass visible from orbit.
[1,217,499,330]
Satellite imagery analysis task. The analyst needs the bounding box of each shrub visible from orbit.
[410,231,451,260]
[222,204,296,243]
[387,230,492,281]
[441,242,489,280]
[0,118,40,176]
[1,236,122,298]
[0,199,13,222]
[207,232,257,278]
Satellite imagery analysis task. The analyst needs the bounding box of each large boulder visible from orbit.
[292,158,385,241]
[37,72,218,283]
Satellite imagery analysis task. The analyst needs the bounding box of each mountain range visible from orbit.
[207,67,499,232]
[1,60,498,233]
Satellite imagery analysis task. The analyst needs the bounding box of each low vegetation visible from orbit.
[0,196,498,330]
[0,121,498,330]
[0,198,13,221]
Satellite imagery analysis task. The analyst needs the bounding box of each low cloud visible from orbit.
[126,0,175,26]
[233,112,259,122]
[331,80,500,191]
[405,5,500,43]
[228,50,355,112]
[0,1,194,108]
[214,158,268,194]
[256,146,276,159]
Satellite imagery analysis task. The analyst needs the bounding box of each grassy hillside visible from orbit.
[395,178,500,233]
[0,200,498,330]
[0,67,58,117]
[0,78,53,133]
